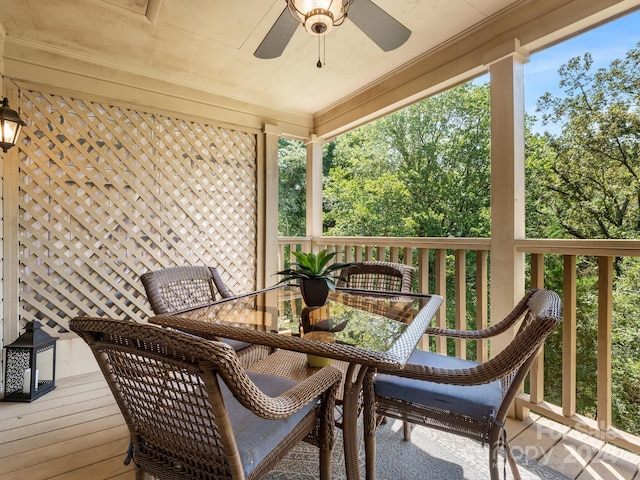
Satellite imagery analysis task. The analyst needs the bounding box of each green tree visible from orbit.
[533,45,640,240]
[278,138,306,236]
[325,82,492,238]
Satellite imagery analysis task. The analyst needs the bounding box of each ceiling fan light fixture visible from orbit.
[254,0,411,60]
[287,0,350,36]
[305,9,332,35]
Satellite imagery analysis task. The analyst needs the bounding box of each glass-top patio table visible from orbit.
[149,285,443,480]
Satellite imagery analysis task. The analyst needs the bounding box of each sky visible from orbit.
[477,9,640,135]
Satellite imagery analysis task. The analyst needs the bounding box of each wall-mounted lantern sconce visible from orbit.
[3,321,57,402]
[0,97,26,153]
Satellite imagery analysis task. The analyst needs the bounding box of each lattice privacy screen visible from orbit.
[14,88,258,334]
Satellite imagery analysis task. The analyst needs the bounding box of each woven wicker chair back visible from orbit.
[337,261,415,293]
[141,265,233,314]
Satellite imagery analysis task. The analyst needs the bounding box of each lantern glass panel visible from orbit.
[4,348,31,396]
[35,344,55,387]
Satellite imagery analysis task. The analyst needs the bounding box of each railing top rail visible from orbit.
[307,236,491,250]
[516,238,640,256]
[279,237,640,256]
[278,236,313,243]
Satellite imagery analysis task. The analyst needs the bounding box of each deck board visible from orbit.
[575,443,640,480]
[2,424,130,473]
[0,413,128,460]
[1,374,135,480]
[2,373,640,480]
[8,438,132,480]
[509,416,571,460]
[540,428,603,478]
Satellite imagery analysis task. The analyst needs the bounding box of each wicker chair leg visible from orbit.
[488,429,502,480]
[402,421,413,441]
[319,444,332,480]
[364,434,376,480]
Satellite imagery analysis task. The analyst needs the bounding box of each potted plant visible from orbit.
[275,249,353,306]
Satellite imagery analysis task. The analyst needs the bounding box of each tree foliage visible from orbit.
[533,44,640,239]
[325,83,491,238]
[278,138,307,236]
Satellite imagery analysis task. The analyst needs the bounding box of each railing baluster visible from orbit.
[417,247,429,294]
[455,249,466,359]
[403,247,413,267]
[598,255,613,431]
[418,247,430,350]
[334,244,343,263]
[365,246,374,261]
[528,252,546,407]
[563,254,577,418]
[278,242,285,272]
[435,248,447,354]
[345,245,354,263]
[530,253,545,289]
[476,250,488,363]
[289,243,297,267]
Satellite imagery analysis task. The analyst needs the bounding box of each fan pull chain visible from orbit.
[317,35,326,68]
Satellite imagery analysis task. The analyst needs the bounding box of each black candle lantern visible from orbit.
[3,321,57,402]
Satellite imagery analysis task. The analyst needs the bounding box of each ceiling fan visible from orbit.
[254,0,411,60]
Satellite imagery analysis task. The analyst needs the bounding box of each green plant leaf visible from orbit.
[274,249,354,282]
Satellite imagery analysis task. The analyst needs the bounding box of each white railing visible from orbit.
[278,236,640,454]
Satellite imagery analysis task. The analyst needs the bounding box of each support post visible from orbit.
[487,40,529,353]
[306,135,324,249]
[262,124,281,288]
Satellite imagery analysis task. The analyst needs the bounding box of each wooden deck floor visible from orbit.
[1,372,640,480]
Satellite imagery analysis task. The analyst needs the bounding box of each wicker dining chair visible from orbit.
[365,288,562,480]
[70,317,342,480]
[140,265,270,367]
[140,265,233,313]
[336,261,415,293]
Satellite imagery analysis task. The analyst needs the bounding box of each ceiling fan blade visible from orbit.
[254,8,299,59]
[348,0,411,52]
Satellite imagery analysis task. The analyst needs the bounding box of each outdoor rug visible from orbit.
[265,419,570,480]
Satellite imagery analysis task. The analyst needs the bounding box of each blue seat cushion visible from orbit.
[374,349,503,420]
[222,337,253,352]
[220,371,319,476]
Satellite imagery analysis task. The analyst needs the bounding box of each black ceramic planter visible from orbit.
[299,279,330,307]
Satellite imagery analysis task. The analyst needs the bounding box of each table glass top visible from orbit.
[176,286,434,354]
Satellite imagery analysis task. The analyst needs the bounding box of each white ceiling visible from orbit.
[0,0,524,116]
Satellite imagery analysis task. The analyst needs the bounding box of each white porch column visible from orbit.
[306,135,324,244]
[488,41,528,352]
[262,124,281,288]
